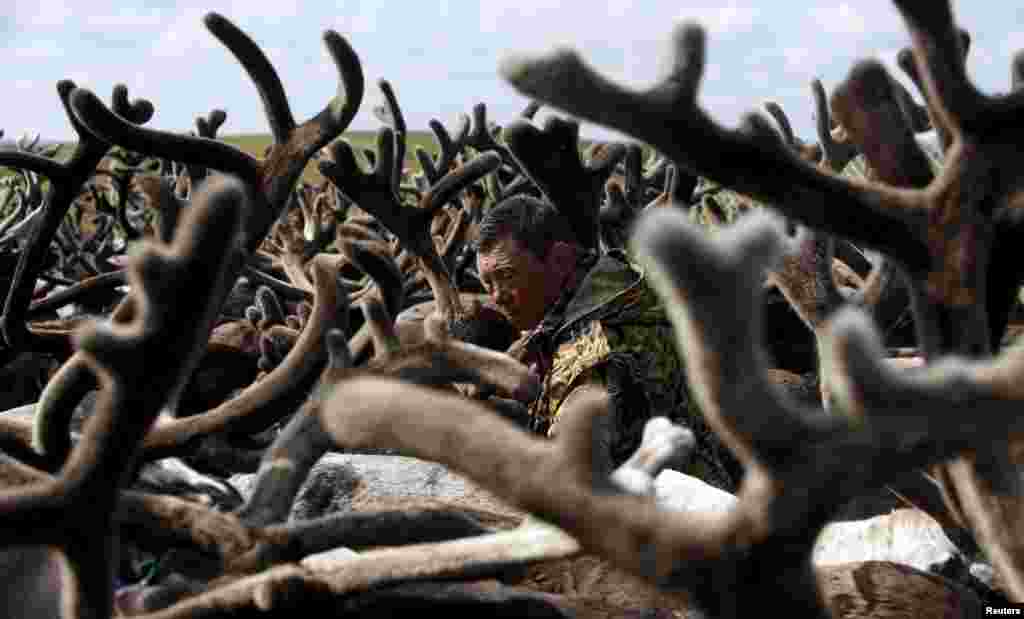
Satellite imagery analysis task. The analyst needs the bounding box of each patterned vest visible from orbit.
[511,249,741,490]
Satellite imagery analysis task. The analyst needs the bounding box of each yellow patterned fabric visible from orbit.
[535,320,613,421]
[519,250,741,490]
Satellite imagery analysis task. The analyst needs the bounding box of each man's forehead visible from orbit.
[478,236,530,267]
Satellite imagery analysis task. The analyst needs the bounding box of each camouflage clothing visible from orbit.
[688,177,765,230]
[512,249,741,491]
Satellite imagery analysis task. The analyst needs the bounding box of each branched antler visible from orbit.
[494,2,1024,602]
[79,287,540,613]
[136,253,347,457]
[185,108,228,188]
[314,209,1017,615]
[762,100,820,164]
[373,79,408,197]
[501,3,1024,357]
[500,27,933,267]
[69,12,363,252]
[341,239,406,327]
[0,82,153,352]
[233,329,352,529]
[34,239,340,469]
[321,135,500,324]
[465,102,514,164]
[30,13,365,466]
[831,62,934,189]
[415,115,471,186]
[811,79,860,173]
[110,416,695,615]
[504,116,626,251]
[0,175,245,619]
[896,26,971,152]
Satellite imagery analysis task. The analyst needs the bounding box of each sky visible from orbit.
[3,1,1023,147]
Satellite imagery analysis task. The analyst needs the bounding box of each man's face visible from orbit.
[477,236,560,331]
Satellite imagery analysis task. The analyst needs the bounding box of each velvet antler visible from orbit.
[830,62,934,189]
[373,79,409,197]
[313,208,1018,615]
[504,116,626,251]
[322,135,501,324]
[415,114,471,186]
[896,26,971,152]
[0,82,153,352]
[137,253,347,457]
[69,13,363,252]
[184,108,229,188]
[495,0,1024,600]
[0,175,245,619]
[31,13,365,466]
[500,27,933,266]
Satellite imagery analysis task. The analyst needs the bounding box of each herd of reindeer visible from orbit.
[1,2,1023,617]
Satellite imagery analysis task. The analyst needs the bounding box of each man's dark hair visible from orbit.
[477,195,579,259]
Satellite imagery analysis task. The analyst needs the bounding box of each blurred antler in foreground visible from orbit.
[0,175,246,618]
[499,1,1024,597]
[318,209,1015,615]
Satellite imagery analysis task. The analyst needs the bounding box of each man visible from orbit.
[475,195,740,490]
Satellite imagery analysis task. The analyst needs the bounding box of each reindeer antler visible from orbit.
[314,208,1020,614]
[500,26,932,266]
[373,79,409,197]
[501,2,1024,599]
[185,107,229,188]
[0,82,153,352]
[830,61,934,189]
[137,253,348,457]
[70,13,363,251]
[321,135,500,324]
[504,116,626,251]
[30,14,365,466]
[896,26,971,152]
[0,175,244,619]
[811,79,859,173]
[416,115,471,186]
[465,102,513,163]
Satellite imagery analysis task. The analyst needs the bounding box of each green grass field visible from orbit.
[224,130,451,184]
[224,131,624,184]
[0,130,443,183]
[3,129,623,185]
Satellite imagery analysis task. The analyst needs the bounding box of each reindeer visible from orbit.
[0,2,1022,617]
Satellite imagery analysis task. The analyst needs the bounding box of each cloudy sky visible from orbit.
[3,1,1022,145]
